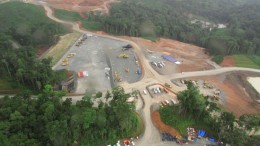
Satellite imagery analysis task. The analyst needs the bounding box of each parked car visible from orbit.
[171,99,176,104]
[165,100,170,105]
[156,87,161,93]
[153,88,158,94]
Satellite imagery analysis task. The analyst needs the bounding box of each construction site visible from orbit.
[38,1,260,145]
[53,34,142,94]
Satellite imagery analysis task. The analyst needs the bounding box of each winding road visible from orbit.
[25,1,260,145]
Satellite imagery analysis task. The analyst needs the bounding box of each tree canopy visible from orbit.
[162,81,260,145]
[0,86,139,146]
[68,0,260,56]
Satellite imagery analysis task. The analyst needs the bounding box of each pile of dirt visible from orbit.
[151,111,181,137]
[220,56,235,67]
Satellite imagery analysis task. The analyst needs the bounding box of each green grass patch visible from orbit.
[141,35,158,42]
[54,9,103,31]
[212,55,224,64]
[233,55,260,69]
[132,112,145,137]
[54,9,82,21]
[42,32,81,65]
[82,21,103,31]
[0,2,68,46]
[0,79,20,94]
[248,55,260,66]
[159,106,217,137]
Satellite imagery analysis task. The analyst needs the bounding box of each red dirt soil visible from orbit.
[220,56,235,67]
[151,111,182,137]
[190,73,260,117]
[120,36,213,72]
[37,47,49,57]
[46,0,117,14]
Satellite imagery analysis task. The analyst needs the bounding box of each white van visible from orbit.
[157,87,161,93]
[143,90,147,95]
[171,99,177,104]
[153,88,158,94]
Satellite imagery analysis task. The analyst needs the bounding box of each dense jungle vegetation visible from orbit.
[0,86,140,146]
[55,0,260,56]
[160,82,260,146]
[0,33,67,91]
[0,2,70,92]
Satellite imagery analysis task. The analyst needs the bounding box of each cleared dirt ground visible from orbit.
[220,56,235,67]
[188,72,260,117]
[120,36,213,73]
[45,0,117,14]
[151,112,181,137]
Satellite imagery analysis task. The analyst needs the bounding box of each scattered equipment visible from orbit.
[118,54,129,58]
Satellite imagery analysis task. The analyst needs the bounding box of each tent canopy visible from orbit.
[162,55,177,63]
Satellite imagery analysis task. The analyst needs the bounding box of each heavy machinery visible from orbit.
[165,83,172,88]
[67,53,75,58]
[62,61,69,66]
[62,58,68,62]
[62,58,69,66]
[114,71,118,78]
[118,54,129,58]
[114,71,122,82]
[123,44,133,49]
[125,68,129,73]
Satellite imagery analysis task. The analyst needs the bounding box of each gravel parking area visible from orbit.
[108,47,141,84]
[53,34,141,94]
[145,50,177,75]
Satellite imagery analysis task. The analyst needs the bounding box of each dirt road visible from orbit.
[26,1,260,145]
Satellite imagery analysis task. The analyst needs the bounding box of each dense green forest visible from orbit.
[0,33,68,91]
[160,82,260,146]
[0,86,140,146]
[0,2,68,47]
[0,2,70,92]
[55,0,260,56]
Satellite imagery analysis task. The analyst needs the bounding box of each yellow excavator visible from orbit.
[125,68,129,73]
[67,53,76,58]
[62,58,69,66]
[114,71,122,82]
[118,54,129,58]
[62,61,69,66]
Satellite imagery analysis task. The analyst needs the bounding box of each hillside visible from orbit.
[53,0,260,57]
[0,1,69,47]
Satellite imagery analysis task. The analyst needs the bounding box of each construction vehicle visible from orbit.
[67,53,75,58]
[114,71,118,78]
[165,83,172,88]
[123,44,133,49]
[62,58,69,62]
[114,71,122,82]
[137,69,141,75]
[62,61,69,66]
[125,68,129,73]
[118,54,129,58]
